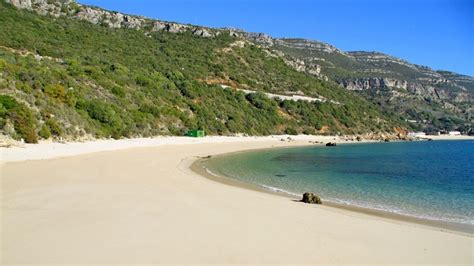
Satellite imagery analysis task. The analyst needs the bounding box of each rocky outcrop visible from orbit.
[348,51,418,70]
[5,0,32,9]
[283,58,323,77]
[339,77,471,104]
[6,0,81,17]
[151,21,195,34]
[6,0,146,28]
[75,7,145,29]
[244,32,274,46]
[276,38,343,54]
[302,192,322,204]
[5,0,216,37]
[193,28,212,38]
[263,38,473,128]
[342,78,408,91]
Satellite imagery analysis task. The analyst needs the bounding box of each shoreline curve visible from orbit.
[2,135,473,264]
[189,147,473,235]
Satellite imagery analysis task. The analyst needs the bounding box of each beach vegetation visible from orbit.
[38,123,52,139]
[0,95,38,143]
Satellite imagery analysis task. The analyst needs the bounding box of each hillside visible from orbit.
[252,37,473,133]
[0,0,409,143]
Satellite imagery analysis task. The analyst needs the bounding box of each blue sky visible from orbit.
[79,0,474,76]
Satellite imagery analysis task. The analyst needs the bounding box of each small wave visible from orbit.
[256,184,473,225]
[201,167,474,225]
[260,185,301,197]
[203,166,221,178]
[325,197,474,225]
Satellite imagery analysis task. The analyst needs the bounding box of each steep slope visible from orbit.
[252,37,473,133]
[0,1,404,143]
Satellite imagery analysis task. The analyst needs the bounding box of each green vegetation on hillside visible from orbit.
[0,2,405,142]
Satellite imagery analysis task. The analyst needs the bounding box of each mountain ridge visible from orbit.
[7,0,471,78]
[4,1,472,88]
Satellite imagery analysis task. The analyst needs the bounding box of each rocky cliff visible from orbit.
[251,38,473,131]
[5,0,217,37]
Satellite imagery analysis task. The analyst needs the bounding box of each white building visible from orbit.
[448,131,461,136]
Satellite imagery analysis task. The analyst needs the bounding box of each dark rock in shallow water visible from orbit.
[302,192,322,204]
[326,142,337,146]
[275,174,287,177]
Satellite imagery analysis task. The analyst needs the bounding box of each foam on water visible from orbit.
[203,167,220,178]
[323,197,474,225]
[259,185,301,197]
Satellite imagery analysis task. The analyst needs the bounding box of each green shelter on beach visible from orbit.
[186,130,205,137]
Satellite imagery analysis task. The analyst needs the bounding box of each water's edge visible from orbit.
[190,145,473,235]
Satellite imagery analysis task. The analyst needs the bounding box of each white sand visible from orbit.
[1,136,473,264]
[1,135,342,162]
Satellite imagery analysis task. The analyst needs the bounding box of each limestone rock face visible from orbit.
[348,51,418,70]
[6,0,32,9]
[258,37,473,130]
[302,192,322,204]
[342,78,409,91]
[193,28,212,38]
[275,38,342,54]
[74,7,144,29]
[282,56,327,80]
[245,32,274,46]
[6,0,77,16]
[75,7,104,25]
[122,15,143,29]
[5,0,201,35]
[341,77,458,102]
[152,21,167,31]
[167,23,188,33]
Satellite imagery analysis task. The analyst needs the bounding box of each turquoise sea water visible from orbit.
[203,141,474,225]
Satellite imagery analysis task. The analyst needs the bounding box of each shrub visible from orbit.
[302,128,316,135]
[135,74,151,87]
[39,124,51,139]
[111,86,126,97]
[285,127,298,135]
[43,84,66,101]
[245,92,275,110]
[0,59,6,71]
[45,118,63,136]
[0,95,38,143]
[75,99,126,137]
[76,100,119,124]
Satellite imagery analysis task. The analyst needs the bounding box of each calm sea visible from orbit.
[203,140,474,225]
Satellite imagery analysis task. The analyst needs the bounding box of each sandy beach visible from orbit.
[1,135,473,264]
